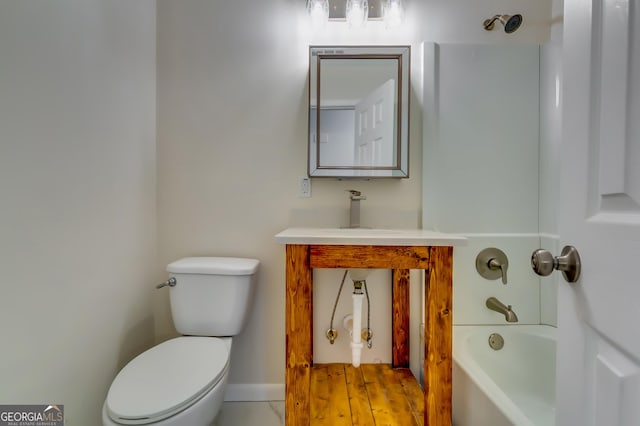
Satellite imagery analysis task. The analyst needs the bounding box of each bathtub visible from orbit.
[452,325,556,426]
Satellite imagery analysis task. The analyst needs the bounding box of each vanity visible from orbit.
[275,228,467,425]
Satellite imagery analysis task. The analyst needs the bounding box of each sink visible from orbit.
[274,227,467,247]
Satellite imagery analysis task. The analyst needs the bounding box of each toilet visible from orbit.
[102,257,259,426]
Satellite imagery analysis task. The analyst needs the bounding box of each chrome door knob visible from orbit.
[531,249,555,276]
[531,245,581,283]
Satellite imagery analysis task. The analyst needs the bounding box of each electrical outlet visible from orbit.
[299,177,311,198]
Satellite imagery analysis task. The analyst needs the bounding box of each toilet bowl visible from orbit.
[103,257,259,426]
[102,337,230,426]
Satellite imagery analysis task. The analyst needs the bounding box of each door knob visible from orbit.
[531,245,581,283]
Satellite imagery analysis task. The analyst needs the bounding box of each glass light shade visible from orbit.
[307,0,329,27]
[383,0,404,28]
[346,0,369,28]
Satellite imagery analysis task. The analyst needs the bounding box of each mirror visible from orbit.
[308,46,410,178]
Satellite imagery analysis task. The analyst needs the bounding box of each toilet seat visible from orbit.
[106,337,229,425]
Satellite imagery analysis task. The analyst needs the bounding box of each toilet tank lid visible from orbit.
[167,257,259,275]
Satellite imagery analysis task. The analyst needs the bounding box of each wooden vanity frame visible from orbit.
[284,243,453,426]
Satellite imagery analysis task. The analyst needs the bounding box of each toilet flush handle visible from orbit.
[155,277,177,289]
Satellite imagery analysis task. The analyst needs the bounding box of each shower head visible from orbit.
[483,14,523,34]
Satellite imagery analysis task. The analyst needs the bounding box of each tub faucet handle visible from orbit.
[476,248,509,284]
[489,258,508,284]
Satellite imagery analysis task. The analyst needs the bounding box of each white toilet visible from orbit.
[102,257,259,426]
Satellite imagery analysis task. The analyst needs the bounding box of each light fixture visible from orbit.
[346,0,368,28]
[383,0,404,28]
[306,0,404,29]
[307,0,329,28]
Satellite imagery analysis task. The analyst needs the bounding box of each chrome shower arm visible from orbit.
[483,15,501,31]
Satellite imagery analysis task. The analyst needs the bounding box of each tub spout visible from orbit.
[486,297,518,322]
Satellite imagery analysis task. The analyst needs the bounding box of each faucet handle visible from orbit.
[488,258,508,284]
[156,277,177,289]
[346,189,366,200]
[476,248,509,284]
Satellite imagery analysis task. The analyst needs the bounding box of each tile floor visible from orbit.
[215,401,285,426]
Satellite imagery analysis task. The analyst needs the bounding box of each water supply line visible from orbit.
[325,270,348,344]
[363,280,372,349]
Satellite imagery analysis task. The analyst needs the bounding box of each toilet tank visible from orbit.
[166,257,259,336]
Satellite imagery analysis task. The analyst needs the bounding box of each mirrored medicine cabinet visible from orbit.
[308,46,410,178]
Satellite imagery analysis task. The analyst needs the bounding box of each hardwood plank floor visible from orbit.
[310,364,424,426]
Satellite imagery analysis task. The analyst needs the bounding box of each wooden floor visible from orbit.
[310,363,424,426]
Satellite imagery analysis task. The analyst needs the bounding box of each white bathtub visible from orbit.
[452,325,556,426]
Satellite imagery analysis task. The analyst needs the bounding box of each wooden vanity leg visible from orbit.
[424,246,453,426]
[392,268,410,368]
[285,244,313,426]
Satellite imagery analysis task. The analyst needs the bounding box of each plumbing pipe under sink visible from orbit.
[351,292,364,367]
[349,269,369,367]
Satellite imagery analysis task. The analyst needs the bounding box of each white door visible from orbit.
[354,78,395,167]
[556,0,640,424]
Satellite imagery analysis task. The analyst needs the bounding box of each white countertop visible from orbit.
[274,227,467,247]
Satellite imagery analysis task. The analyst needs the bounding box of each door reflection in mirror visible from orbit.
[353,78,395,167]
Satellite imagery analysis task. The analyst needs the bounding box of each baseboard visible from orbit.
[224,384,285,402]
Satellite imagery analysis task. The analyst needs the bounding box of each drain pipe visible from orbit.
[349,269,368,368]
[351,280,364,367]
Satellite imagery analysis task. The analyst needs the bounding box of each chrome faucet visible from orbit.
[486,297,518,322]
[347,190,366,228]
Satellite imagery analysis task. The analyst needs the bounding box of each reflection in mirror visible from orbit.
[309,46,410,178]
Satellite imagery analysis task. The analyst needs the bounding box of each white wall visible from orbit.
[157,0,551,399]
[0,1,157,423]
[422,44,541,235]
[422,43,543,325]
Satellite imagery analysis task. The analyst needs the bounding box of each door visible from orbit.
[354,78,395,167]
[557,0,640,424]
